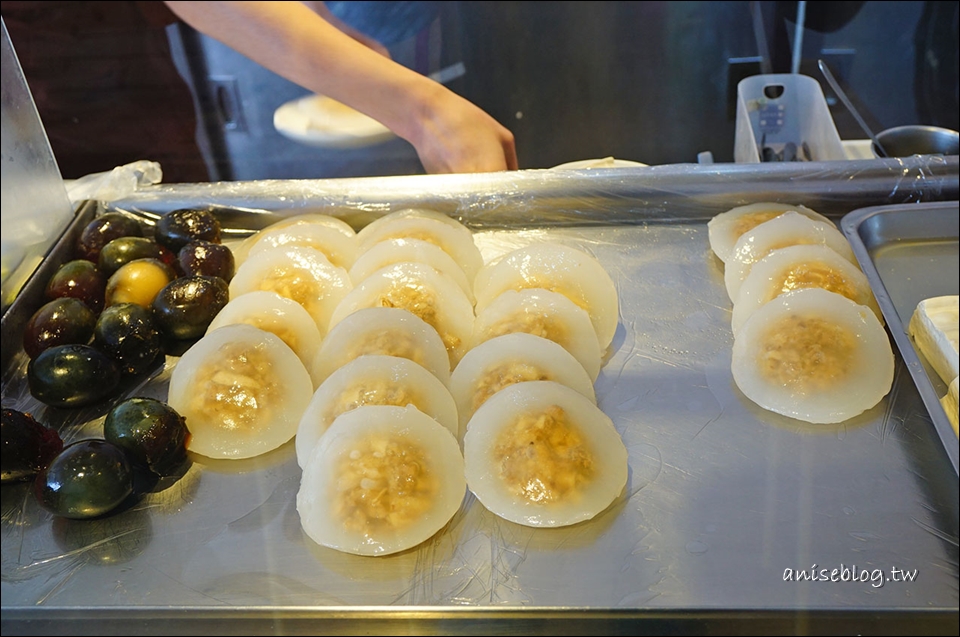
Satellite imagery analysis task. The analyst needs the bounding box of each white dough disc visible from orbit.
[450,333,596,437]
[724,211,856,301]
[731,288,894,424]
[731,244,882,334]
[205,290,323,372]
[229,245,353,336]
[168,324,313,459]
[297,404,466,556]
[243,222,358,270]
[472,288,602,381]
[231,213,356,264]
[295,355,458,468]
[329,262,475,366]
[349,238,474,304]
[473,242,619,350]
[463,381,627,528]
[310,306,451,387]
[356,210,483,282]
[707,202,832,263]
[259,213,356,235]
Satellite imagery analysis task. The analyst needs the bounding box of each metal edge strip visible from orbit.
[840,201,960,475]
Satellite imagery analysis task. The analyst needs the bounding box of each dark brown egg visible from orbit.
[45,260,107,313]
[23,297,97,359]
[76,213,142,263]
[178,240,235,282]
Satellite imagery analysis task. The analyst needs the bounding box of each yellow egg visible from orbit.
[105,258,174,308]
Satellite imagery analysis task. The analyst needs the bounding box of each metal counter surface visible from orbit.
[2,168,959,634]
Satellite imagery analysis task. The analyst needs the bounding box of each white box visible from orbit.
[734,74,846,163]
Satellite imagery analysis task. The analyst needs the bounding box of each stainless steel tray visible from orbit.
[3,173,959,635]
[841,201,960,474]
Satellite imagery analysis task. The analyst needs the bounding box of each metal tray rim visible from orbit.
[840,200,960,475]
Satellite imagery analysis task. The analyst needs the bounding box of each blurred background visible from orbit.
[2,1,958,182]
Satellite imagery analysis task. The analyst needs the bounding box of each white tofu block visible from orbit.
[909,295,959,386]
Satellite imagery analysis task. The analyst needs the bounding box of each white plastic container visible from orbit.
[734,74,845,163]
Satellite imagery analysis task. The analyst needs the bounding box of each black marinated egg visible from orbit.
[94,303,162,375]
[155,208,222,253]
[27,344,121,408]
[152,275,229,340]
[98,236,173,276]
[34,440,133,519]
[104,397,189,477]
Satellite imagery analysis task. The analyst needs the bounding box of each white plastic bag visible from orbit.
[64,160,163,208]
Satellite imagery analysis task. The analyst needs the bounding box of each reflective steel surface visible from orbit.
[2,167,958,634]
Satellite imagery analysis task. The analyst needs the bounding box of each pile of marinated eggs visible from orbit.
[7,208,236,518]
[163,209,627,556]
[26,208,235,408]
[708,203,894,424]
[2,399,189,519]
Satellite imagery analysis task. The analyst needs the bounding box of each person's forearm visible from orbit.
[164,1,516,173]
[164,1,438,143]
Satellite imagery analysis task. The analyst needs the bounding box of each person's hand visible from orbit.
[407,84,518,174]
